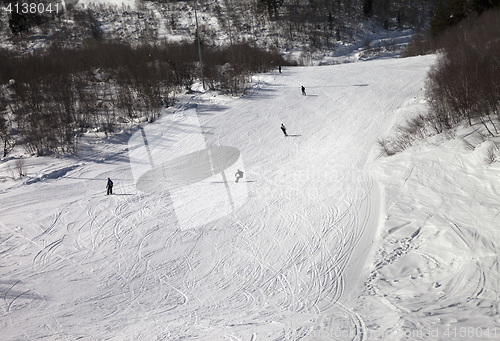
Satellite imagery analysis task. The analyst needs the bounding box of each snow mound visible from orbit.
[360,128,500,338]
[25,164,80,185]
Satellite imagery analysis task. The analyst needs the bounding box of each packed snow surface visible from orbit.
[2,55,499,340]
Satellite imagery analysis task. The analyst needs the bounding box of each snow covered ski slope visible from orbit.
[0,55,435,340]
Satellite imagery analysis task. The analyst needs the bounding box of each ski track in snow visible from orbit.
[0,56,436,340]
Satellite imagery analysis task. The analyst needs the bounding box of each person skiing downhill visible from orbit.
[301,86,306,96]
[235,169,244,183]
[106,178,113,195]
[281,123,288,137]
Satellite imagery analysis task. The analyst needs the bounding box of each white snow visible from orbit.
[2,53,500,340]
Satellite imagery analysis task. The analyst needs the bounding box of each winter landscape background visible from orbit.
[1,0,500,340]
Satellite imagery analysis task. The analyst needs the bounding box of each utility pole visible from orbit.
[194,0,205,90]
[224,0,235,62]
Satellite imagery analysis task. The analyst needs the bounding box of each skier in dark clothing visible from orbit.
[301,86,306,96]
[235,169,244,183]
[106,178,113,195]
[279,65,282,74]
[281,123,288,137]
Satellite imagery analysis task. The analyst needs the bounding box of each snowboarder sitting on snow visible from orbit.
[106,178,113,195]
[281,123,288,137]
[301,86,306,96]
[235,169,244,183]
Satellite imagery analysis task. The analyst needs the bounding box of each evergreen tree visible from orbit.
[430,0,500,36]
[448,0,468,26]
[260,0,285,19]
[471,0,498,13]
[7,1,49,36]
[8,12,27,36]
[430,0,452,36]
[363,0,373,17]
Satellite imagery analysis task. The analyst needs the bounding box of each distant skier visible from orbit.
[301,86,306,96]
[235,169,244,183]
[106,177,113,195]
[279,65,282,74]
[281,123,288,137]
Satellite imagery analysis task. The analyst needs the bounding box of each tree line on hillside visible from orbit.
[404,0,500,56]
[426,9,500,134]
[429,0,499,36]
[177,0,436,51]
[0,41,291,157]
[252,0,498,33]
[2,0,444,55]
[5,0,496,55]
[380,8,500,156]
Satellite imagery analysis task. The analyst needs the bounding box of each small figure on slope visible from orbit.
[106,177,113,195]
[235,169,244,183]
[281,123,288,137]
[301,86,306,96]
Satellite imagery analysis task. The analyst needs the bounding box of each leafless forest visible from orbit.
[1,0,499,157]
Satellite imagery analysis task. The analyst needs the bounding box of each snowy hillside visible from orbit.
[358,130,500,340]
[0,0,416,65]
[2,53,500,340]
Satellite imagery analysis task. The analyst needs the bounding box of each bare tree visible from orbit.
[16,157,26,177]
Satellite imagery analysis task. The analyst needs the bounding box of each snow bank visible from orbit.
[357,128,500,339]
[25,164,81,185]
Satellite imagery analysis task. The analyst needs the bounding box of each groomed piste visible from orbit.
[4,54,500,340]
